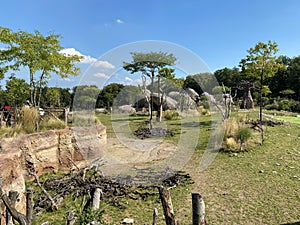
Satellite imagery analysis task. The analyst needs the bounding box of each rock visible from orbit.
[259,170,264,173]
[121,218,134,224]
[0,124,107,216]
[272,171,277,174]
[118,105,136,114]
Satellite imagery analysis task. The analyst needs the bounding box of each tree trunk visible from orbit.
[259,69,264,144]
[158,186,176,225]
[37,70,45,108]
[150,73,154,129]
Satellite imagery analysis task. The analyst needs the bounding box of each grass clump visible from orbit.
[164,110,180,120]
[39,117,66,130]
[22,107,38,133]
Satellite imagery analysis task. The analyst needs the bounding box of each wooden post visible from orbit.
[92,188,102,211]
[26,188,34,225]
[152,208,158,225]
[192,193,206,225]
[158,186,176,225]
[65,107,69,124]
[67,212,76,225]
[6,191,18,225]
[0,178,2,225]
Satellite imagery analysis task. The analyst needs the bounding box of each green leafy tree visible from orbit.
[287,56,300,100]
[5,75,30,106]
[214,67,241,88]
[72,85,101,110]
[0,27,82,107]
[97,83,125,109]
[45,87,61,108]
[123,52,176,127]
[239,41,285,143]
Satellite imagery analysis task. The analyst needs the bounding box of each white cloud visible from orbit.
[94,72,109,79]
[116,19,124,24]
[125,77,133,82]
[59,48,97,64]
[93,60,115,69]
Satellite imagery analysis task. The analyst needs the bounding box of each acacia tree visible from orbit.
[123,52,176,128]
[240,41,285,143]
[0,27,82,107]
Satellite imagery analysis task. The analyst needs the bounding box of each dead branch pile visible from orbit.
[134,127,174,139]
[33,167,193,213]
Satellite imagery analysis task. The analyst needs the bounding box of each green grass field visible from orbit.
[31,111,300,225]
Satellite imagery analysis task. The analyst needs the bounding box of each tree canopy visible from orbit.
[0,27,82,107]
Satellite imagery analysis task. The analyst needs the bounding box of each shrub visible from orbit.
[237,127,252,143]
[39,118,66,130]
[164,110,179,120]
[265,103,279,110]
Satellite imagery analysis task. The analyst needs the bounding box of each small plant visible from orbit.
[237,127,252,151]
[77,207,106,225]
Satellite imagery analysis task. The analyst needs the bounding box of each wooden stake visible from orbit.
[26,188,34,225]
[192,193,206,225]
[92,188,102,211]
[158,186,176,225]
[152,208,158,225]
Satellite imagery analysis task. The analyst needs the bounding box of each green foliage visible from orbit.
[163,110,179,120]
[5,75,30,106]
[237,127,252,144]
[214,67,241,88]
[45,87,61,107]
[183,73,215,95]
[97,83,125,108]
[279,89,295,96]
[39,117,66,130]
[239,41,285,82]
[72,85,101,110]
[77,208,106,225]
[0,27,82,107]
[123,51,176,77]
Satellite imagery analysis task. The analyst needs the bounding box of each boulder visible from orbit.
[0,124,107,217]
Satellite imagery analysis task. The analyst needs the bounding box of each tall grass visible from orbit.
[22,107,38,133]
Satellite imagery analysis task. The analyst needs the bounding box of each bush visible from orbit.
[39,118,66,130]
[237,127,252,144]
[164,110,179,120]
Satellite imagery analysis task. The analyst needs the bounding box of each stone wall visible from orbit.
[0,124,106,218]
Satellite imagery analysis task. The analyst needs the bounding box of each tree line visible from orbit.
[1,27,299,114]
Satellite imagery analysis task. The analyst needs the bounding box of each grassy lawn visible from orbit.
[273,115,300,124]
[31,111,300,225]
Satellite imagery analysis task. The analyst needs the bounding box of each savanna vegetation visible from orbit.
[0,27,299,224]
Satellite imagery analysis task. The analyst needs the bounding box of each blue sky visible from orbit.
[1,0,300,88]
